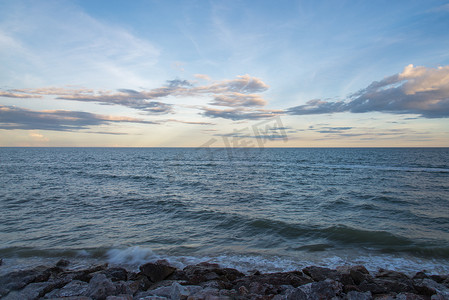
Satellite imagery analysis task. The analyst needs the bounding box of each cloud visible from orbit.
[209,93,267,107]
[314,126,353,134]
[161,119,215,125]
[166,79,193,88]
[202,107,282,120]
[29,132,49,141]
[3,74,270,113]
[287,64,449,118]
[0,105,157,131]
[0,91,42,99]
[197,74,269,94]
[194,74,211,81]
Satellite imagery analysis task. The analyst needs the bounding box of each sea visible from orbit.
[1,147,449,275]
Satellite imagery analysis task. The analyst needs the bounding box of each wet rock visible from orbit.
[113,281,135,295]
[375,269,410,281]
[84,273,116,300]
[412,272,429,281]
[0,265,52,296]
[357,271,415,295]
[298,279,343,299]
[198,279,232,290]
[101,267,129,282]
[285,280,341,300]
[430,275,449,284]
[183,262,244,285]
[345,290,372,300]
[413,278,449,298]
[238,285,249,296]
[349,266,371,286]
[44,280,89,298]
[2,281,57,300]
[395,292,427,299]
[302,266,340,282]
[135,285,173,299]
[106,295,133,300]
[372,295,395,300]
[59,264,110,283]
[189,287,221,299]
[45,297,92,300]
[233,270,312,292]
[56,259,71,267]
[431,295,449,300]
[170,282,202,299]
[140,262,177,283]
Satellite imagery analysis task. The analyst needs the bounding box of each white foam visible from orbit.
[107,246,158,266]
[103,246,449,275]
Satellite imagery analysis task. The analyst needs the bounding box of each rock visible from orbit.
[413,278,449,298]
[372,295,395,300]
[58,264,109,283]
[2,281,60,300]
[56,259,70,267]
[170,282,193,299]
[238,286,249,296]
[106,295,133,300]
[357,272,415,295]
[430,275,449,284]
[135,285,173,299]
[345,290,372,300]
[233,270,313,292]
[0,265,52,296]
[113,281,134,295]
[412,272,429,280]
[218,289,238,298]
[286,287,308,300]
[375,269,410,281]
[84,273,116,300]
[120,279,143,295]
[138,282,203,300]
[190,287,221,299]
[98,267,128,282]
[182,262,244,285]
[395,292,427,299]
[248,281,280,295]
[45,297,92,300]
[287,279,342,300]
[431,295,449,300]
[44,280,89,298]
[302,266,340,282]
[140,262,177,283]
[348,266,371,286]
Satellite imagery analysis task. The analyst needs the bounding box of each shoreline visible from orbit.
[3,246,449,278]
[1,258,449,299]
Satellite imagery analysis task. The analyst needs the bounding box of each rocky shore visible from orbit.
[1,259,449,300]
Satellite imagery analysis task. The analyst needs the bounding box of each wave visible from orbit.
[319,163,449,173]
[3,245,449,276]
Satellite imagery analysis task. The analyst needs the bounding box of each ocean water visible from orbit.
[1,147,449,275]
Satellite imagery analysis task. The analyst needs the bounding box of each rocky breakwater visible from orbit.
[1,259,449,300]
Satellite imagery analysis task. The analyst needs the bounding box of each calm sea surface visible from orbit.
[1,147,448,274]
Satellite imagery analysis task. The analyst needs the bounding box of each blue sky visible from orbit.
[1,0,448,146]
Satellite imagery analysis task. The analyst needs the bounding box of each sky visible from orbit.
[1,0,449,147]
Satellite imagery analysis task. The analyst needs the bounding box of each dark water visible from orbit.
[1,147,448,274]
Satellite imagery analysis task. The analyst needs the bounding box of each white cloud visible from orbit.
[288,64,449,118]
[2,75,270,113]
[399,64,449,95]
